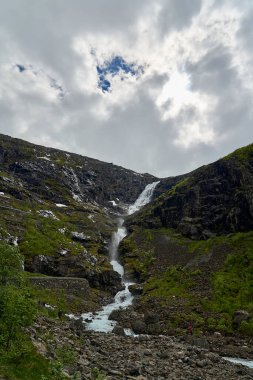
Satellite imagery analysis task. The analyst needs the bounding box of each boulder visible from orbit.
[131,320,147,335]
[129,284,144,296]
[144,311,159,325]
[108,309,122,321]
[112,325,126,336]
[232,310,251,328]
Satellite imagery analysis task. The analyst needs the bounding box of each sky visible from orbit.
[0,0,253,177]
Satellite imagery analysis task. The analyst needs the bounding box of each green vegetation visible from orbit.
[91,367,107,380]
[143,266,193,299]
[224,143,253,162]
[0,242,79,380]
[124,226,253,336]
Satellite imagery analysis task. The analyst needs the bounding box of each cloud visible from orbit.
[0,0,253,177]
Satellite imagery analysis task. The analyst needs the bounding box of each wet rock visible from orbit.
[112,325,126,337]
[108,309,122,321]
[131,320,147,335]
[69,318,84,331]
[128,284,144,296]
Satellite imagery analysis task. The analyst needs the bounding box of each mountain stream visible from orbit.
[81,181,159,333]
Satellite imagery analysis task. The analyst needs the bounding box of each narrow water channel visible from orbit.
[81,181,159,333]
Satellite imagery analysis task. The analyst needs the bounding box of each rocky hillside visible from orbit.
[119,144,253,337]
[0,133,156,309]
[128,144,253,239]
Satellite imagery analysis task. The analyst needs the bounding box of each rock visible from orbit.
[131,320,147,335]
[89,270,123,293]
[144,311,159,325]
[33,340,47,355]
[108,309,122,321]
[213,331,222,338]
[70,318,84,331]
[128,284,144,295]
[232,310,251,328]
[112,325,126,337]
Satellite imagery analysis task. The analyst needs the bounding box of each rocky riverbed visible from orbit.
[30,317,253,380]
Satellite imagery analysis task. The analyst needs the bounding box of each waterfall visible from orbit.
[128,181,160,215]
[82,180,159,333]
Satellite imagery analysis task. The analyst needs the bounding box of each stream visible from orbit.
[81,181,159,333]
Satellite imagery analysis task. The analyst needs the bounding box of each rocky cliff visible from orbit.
[127,144,253,239]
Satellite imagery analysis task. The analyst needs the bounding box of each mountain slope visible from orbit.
[127,143,253,239]
[120,144,253,337]
[0,133,157,309]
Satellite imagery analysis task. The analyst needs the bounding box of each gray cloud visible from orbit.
[0,0,253,178]
[157,0,202,35]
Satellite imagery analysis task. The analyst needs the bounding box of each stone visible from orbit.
[232,310,251,328]
[144,311,159,325]
[112,325,126,337]
[128,284,144,295]
[131,320,147,335]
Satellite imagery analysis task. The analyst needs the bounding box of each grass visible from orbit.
[123,226,253,335]
[0,346,51,380]
[143,266,193,299]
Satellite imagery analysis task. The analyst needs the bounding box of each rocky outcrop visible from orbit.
[30,277,90,297]
[127,145,253,239]
[26,253,122,294]
[0,133,156,207]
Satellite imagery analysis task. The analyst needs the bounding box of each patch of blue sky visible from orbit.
[16,64,26,72]
[97,56,144,93]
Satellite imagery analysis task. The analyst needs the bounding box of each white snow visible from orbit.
[0,192,5,196]
[45,304,56,310]
[88,214,95,223]
[55,203,68,208]
[72,193,82,202]
[37,210,59,220]
[38,156,51,161]
[59,249,68,256]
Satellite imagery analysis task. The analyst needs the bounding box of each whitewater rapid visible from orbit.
[82,181,159,333]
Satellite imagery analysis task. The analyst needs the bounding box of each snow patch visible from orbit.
[55,203,68,208]
[45,304,56,310]
[88,214,95,223]
[37,210,59,220]
[71,232,91,242]
[38,156,51,161]
[72,193,82,202]
[59,249,68,256]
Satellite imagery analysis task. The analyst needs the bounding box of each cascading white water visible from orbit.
[82,181,159,333]
[128,181,160,215]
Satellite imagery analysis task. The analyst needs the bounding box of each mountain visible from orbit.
[119,144,253,337]
[0,133,156,309]
[128,144,253,239]
[0,133,252,339]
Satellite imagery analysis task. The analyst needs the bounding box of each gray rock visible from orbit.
[144,311,159,325]
[131,320,147,335]
[232,310,251,328]
[112,325,126,337]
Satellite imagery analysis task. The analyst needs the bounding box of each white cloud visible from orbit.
[0,0,253,176]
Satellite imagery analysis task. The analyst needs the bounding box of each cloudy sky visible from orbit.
[0,0,253,177]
